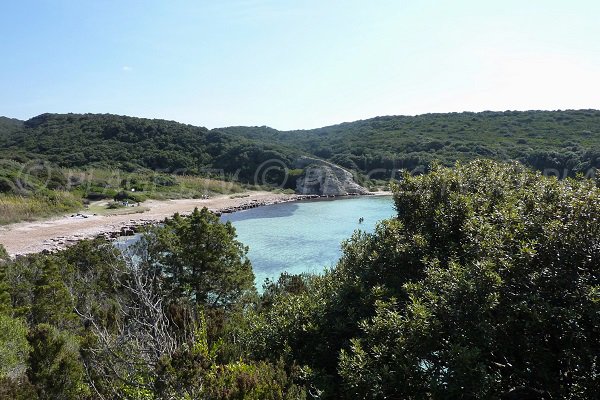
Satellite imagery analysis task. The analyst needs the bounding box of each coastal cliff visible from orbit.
[294,156,369,196]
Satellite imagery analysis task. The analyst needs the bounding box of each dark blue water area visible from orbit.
[221,195,396,288]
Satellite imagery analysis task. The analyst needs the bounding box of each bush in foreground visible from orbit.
[246,160,599,399]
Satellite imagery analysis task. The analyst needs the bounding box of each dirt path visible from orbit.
[0,191,296,256]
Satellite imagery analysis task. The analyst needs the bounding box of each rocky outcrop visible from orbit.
[294,156,369,196]
[213,194,320,216]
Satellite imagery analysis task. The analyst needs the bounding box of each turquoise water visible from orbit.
[221,196,396,287]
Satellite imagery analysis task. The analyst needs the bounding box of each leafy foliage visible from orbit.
[0,160,598,398]
[221,110,600,177]
[3,110,600,185]
[27,324,89,399]
[0,313,30,380]
[0,244,7,261]
[2,110,600,223]
[0,209,303,399]
[0,113,302,181]
[244,160,600,399]
[138,207,256,308]
[0,117,22,137]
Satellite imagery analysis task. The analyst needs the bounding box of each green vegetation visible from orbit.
[0,117,22,137]
[0,161,598,398]
[139,207,256,308]
[241,160,599,399]
[221,109,600,177]
[1,110,600,223]
[0,211,305,399]
[0,113,300,182]
[3,110,600,183]
[0,159,82,224]
[0,193,82,225]
[0,113,297,223]
[0,158,245,224]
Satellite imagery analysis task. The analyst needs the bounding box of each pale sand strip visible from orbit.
[0,191,296,257]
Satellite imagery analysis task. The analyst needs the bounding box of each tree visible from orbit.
[58,238,124,318]
[0,313,31,380]
[31,258,77,329]
[0,245,12,314]
[245,160,600,399]
[337,160,600,399]
[140,207,256,308]
[0,244,8,261]
[76,248,181,399]
[73,209,256,397]
[155,312,306,399]
[27,324,89,399]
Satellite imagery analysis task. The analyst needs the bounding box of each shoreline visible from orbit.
[0,191,390,257]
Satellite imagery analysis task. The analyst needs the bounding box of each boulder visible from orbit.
[294,156,369,196]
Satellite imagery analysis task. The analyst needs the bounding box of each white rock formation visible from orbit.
[294,156,369,196]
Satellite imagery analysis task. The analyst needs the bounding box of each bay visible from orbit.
[221,195,396,287]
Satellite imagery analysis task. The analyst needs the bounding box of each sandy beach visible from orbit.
[0,191,298,257]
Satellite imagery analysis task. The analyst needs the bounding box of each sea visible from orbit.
[221,195,396,287]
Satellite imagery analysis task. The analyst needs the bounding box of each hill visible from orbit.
[0,116,23,137]
[0,113,301,184]
[2,110,600,183]
[220,109,600,178]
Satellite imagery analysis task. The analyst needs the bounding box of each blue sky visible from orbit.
[1,0,599,129]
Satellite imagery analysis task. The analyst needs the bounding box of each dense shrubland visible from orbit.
[242,160,599,399]
[0,208,305,399]
[0,113,300,183]
[220,109,600,178]
[0,160,598,399]
[3,110,600,182]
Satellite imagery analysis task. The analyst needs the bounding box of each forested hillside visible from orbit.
[0,117,23,137]
[1,110,600,181]
[0,113,300,181]
[0,114,297,223]
[221,109,600,177]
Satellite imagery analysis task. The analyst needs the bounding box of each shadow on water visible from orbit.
[221,202,299,222]
[221,196,396,287]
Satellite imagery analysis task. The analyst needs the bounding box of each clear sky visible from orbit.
[1,0,599,130]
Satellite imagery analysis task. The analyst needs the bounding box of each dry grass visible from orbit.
[174,176,245,197]
[0,165,248,225]
[0,192,82,225]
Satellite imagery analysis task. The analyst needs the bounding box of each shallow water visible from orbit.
[221,195,396,287]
